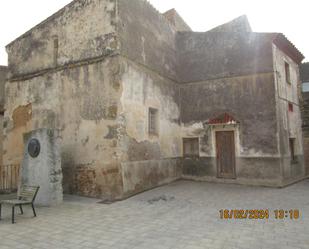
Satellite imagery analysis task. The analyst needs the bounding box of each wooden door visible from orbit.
[216,131,236,179]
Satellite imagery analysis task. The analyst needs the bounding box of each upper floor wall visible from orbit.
[6,0,118,78]
[273,42,304,162]
[273,44,301,105]
[177,32,275,83]
[118,0,178,81]
[5,0,304,86]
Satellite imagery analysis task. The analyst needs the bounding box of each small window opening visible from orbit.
[149,108,159,135]
[285,62,291,84]
[183,138,199,158]
[288,102,294,112]
[289,138,296,162]
[53,37,59,66]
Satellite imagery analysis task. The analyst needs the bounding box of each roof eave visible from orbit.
[273,33,305,64]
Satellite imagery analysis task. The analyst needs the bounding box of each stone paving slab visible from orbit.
[0,179,309,249]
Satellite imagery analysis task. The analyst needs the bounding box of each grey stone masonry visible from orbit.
[21,128,63,206]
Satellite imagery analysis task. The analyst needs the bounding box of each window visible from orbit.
[302,82,309,92]
[53,37,59,66]
[285,62,291,84]
[288,102,293,112]
[183,138,199,157]
[148,108,159,135]
[54,37,59,49]
[289,138,296,161]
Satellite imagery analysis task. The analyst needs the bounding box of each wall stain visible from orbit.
[12,103,32,128]
[105,125,118,139]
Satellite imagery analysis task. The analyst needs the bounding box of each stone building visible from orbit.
[2,0,306,199]
[0,66,8,192]
[300,62,309,175]
[0,66,7,167]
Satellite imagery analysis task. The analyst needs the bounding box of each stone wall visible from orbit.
[4,0,183,199]
[21,129,63,206]
[303,136,309,176]
[3,0,306,199]
[0,66,7,110]
[208,15,252,33]
[300,63,309,176]
[180,73,282,185]
[4,57,123,199]
[0,66,7,167]
[273,44,305,183]
[118,0,177,81]
[6,0,118,78]
[163,9,192,32]
[177,32,274,83]
[300,63,309,82]
[117,0,184,196]
[4,0,123,199]
[0,115,3,168]
[119,57,182,196]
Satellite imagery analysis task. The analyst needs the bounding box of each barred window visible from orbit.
[149,108,159,135]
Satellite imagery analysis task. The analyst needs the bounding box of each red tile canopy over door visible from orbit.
[216,131,236,179]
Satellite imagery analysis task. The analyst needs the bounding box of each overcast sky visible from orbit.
[0,0,308,65]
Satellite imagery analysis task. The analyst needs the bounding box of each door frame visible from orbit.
[215,131,236,179]
[211,125,239,179]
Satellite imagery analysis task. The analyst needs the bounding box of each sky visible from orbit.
[0,0,308,65]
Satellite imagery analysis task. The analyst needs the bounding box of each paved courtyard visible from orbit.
[0,179,309,249]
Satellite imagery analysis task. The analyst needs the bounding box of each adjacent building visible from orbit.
[300,62,309,175]
[0,65,8,191]
[2,0,306,199]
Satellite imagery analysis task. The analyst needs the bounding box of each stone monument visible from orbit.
[21,128,63,206]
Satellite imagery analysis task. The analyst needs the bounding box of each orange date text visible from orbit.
[219,209,269,219]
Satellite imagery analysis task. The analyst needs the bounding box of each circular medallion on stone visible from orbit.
[28,138,41,158]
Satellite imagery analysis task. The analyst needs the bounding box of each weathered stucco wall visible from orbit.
[177,32,274,83]
[116,0,184,196]
[300,64,309,176]
[301,91,309,175]
[4,57,123,199]
[3,0,306,198]
[0,66,7,110]
[0,115,3,167]
[0,66,7,167]
[6,0,118,78]
[118,0,177,81]
[119,58,182,196]
[4,0,123,199]
[273,44,305,182]
[303,137,309,176]
[180,73,282,185]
